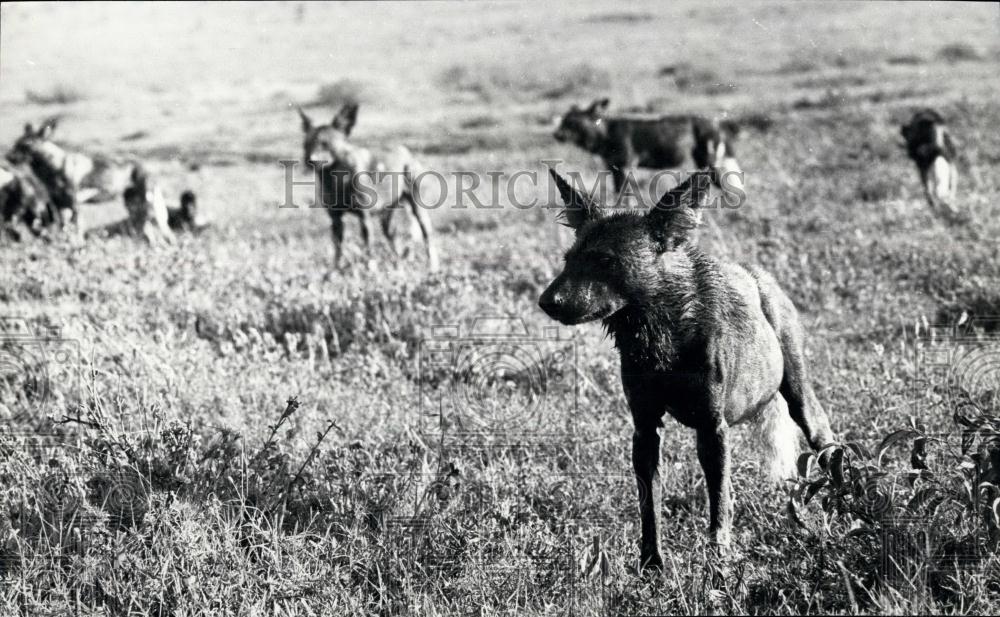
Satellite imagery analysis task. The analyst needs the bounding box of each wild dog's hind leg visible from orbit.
[405,192,438,271]
[751,268,835,451]
[355,210,373,262]
[380,203,405,258]
[632,423,665,569]
[696,425,733,547]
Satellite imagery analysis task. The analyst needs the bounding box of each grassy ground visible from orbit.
[1,1,1000,615]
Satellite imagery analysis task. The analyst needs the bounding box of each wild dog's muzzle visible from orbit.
[538,277,615,325]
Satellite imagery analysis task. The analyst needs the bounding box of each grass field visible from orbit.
[2,1,1000,614]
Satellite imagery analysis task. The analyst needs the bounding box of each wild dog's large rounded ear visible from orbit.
[588,98,610,115]
[297,106,313,132]
[332,103,359,136]
[24,123,35,136]
[549,168,599,231]
[646,171,712,248]
[38,118,58,139]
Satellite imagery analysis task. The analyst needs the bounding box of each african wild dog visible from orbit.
[7,119,134,225]
[299,104,438,271]
[1,161,58,240]
[900,109,958,218]
[553,98,743,198]
[538,169,835,569]
[121,165,174,244]
[167,190,210,233]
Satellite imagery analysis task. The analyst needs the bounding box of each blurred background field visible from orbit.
[1,2,999,615]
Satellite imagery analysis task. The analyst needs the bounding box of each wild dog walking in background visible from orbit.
[900,109,959,219]
[538,169,835,569]
[299,104,439,271]
[553,98,744,199]
[7,119,135,226]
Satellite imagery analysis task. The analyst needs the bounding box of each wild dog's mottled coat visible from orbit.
[553,98,742,195]
[7,120,134,225]
[539,169,834,568]
[1,161,57,240]
[299,104,438,270]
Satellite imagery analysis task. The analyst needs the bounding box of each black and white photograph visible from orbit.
[1,1,999,614]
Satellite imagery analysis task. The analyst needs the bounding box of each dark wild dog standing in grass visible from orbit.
[7,119,135,227]
[299,104,438,271]
[538,169,835,569]
[553,98,744,199]
[900,108,959,219]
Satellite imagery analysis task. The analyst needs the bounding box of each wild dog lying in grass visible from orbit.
[90,183,203,242]
[168,190,211,233]
[538,169,835,569]
[553,98,743,198]
[900,109,959,219]
[299,104,438,271]
[7,119,134,226]
[1,160,58,240]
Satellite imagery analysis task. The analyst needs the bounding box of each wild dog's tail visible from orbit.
[753,394,800,483]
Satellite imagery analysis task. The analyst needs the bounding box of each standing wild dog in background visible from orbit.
[299,104,439,271]
[900,109,959,219]
[553,98,744,199]
[121,165,174,244]
[7,119,135,226]
[538,169,835,569]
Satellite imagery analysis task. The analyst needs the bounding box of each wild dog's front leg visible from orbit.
[696,425,732,547]
[330,215,345,269]
[920,169,943,216]
[632,424,664,569]
[357,211,373,261]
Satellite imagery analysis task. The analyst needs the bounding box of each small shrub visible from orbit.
[792,89,847,110]
[777,58,821,74]
[794,73,868,90]
[856,174,901,203]
[313,78,374,107]
[459,115,498,130]
[540,63,612,100]
[440,62,610,103]
[661,62,727,93]
[583,11,654,24]
[887,54,926,66]
[25,84,86,105]
[737,111,775,133]
[937,43,983,63]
